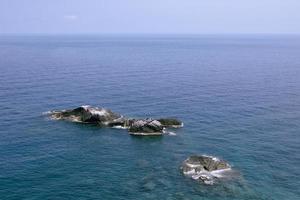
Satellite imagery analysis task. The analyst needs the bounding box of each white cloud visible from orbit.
[64,15,78,20]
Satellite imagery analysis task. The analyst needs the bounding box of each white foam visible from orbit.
[68,118,82,123]
[112,125,128,129]
[186,163,202,168]
[81,105,91,109]
[168,131,177,136]
[201,154,220,162]
[204,180,214,185]
[49,116,60,120]
[82,105,108,116]
[43,111,61,121]
[171,122,184,128]
[129,132,162,136]
[42,111,52,115]
[210,168,232,178]
[162,129,177,136]
[212,157,220,162]
[191,174,201,180]
[42,110,65,115]
[183,169,196,175]
[190,172,215,185]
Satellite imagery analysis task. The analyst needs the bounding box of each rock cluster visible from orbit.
[47,105,237,186]
[48,105,183,136]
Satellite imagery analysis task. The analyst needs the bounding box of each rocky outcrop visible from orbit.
[49,105,122,125]
[47,105,182,136]
[181,155,232,185]
[128,119,163,135]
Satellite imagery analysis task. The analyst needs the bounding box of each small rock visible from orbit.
[181,155,232,185]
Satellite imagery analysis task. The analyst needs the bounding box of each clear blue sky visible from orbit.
[1,0,300,34]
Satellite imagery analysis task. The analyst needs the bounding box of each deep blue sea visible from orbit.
[0,35,299,200]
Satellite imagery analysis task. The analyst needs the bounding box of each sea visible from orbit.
[0,35,299,200]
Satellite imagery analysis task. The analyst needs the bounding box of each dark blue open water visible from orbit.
[0,35,299,200]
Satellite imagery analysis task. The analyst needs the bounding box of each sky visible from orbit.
[0,0,300,34]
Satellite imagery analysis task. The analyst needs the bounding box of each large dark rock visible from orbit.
[181,155,232,185]
[49,105,122,124]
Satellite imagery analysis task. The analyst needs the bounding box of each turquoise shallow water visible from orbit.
[0,35,299,199]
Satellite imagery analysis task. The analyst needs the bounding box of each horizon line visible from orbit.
[1,32,300,37]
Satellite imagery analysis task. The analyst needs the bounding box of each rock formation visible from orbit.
[128,119,163,135]
[181,155,232,185]
[47,105,182,136]
[49,105,121,124]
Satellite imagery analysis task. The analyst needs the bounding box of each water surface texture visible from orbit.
[0,35,300,199]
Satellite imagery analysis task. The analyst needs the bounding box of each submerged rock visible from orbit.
[47,105,183,136]
[181,155,232,185]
